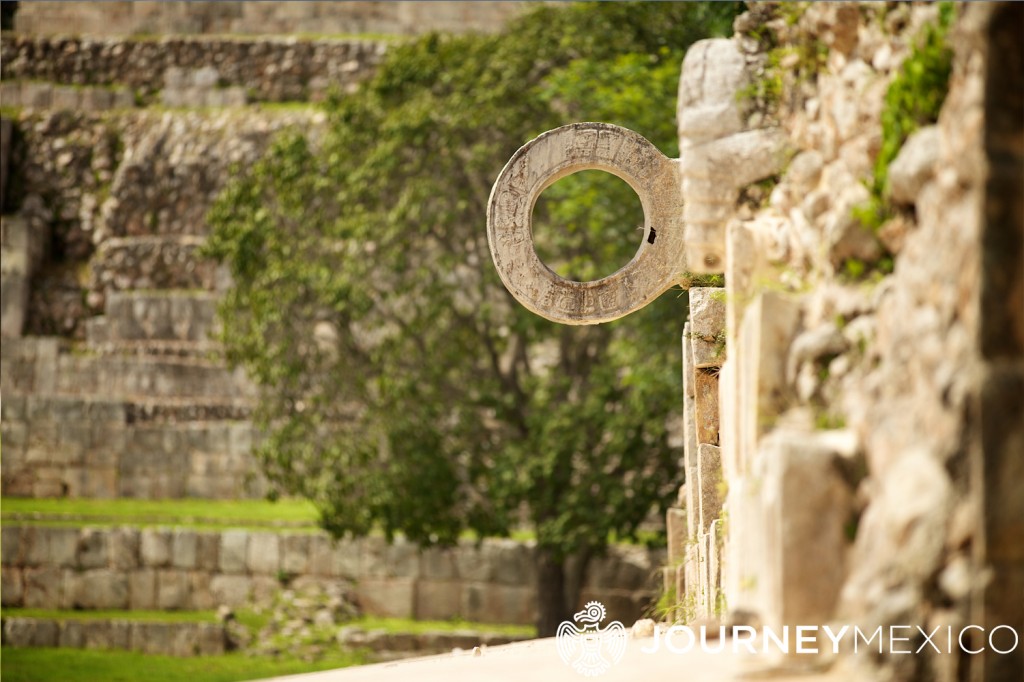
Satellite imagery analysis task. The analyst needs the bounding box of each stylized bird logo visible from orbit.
[556,601,627,677]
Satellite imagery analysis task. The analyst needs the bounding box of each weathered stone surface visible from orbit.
[678,39,748,143]
[246,533,280,575]
[1,567,24,606]
[139,529,172,568]
[171,530,197,570]
[666,508,688,566]
[280,535,310,575]
[488,122,684,324]
[414,580,462,621]
[66,569,129,610]
[355,578,415,619]
[693,369,720,446]
[697,445,723,535]
[461,582,535,626]
[218,530,248,574]
[209,574,251,607]
[157,569,190,610]
[689,288,726,367]
[681,325,699,541]
[129,569,157,609]
[759,430,854,629]
[77,528,109,569]
[888,125,940,204]
[23,566,62,608]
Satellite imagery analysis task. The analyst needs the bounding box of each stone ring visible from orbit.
[487,122,684,325]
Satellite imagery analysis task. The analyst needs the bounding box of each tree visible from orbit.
[205,2,737,636]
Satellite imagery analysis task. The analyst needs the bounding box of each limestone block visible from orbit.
[738,292,801,473]
[683,544,699,618]
[419,546,458,581]
[23,566,63,608]
[708,520,722,617]
[209,574,252,607]
[4,618,59,648]
[195,533,219,571]
[330,538,361,578]
[246,532,280,575]
[489,539,533,586]
[250,575,278,603]
[66,569,129,610]
[188,571,215,610]
[461,582,535,626]
[678,39,748,143]
[695,534,710,619]
[129,569,157,609]
[726,477,771,620]
[681,325,699,541]
[157,569,190,610]
[693,369,720,445]
[51,85,81,110]
[171,530,197,569]
[196,623,227,655]
[414,579,462,621]
[697,445,723,535]
[307,535,333,576]
[26,527,78,567]
[666,507,688,566]
[759,430,854,629]
[888,125,940,204]
[140,529,172,568]
[280,534,310,574]
[689,287,727,367]
[77,528,109,569]
[453,544,493,583]
[2,526,23,566]
[355,578,415,619]
[59,620,85,648]
[218,530,248,573]
[2,567,24,606]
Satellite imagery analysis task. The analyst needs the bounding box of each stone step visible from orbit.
[83,338,225,359]
[86,290,220,344]
[90,236,219,295]
[50,354,253,401]
[1,395,262,498]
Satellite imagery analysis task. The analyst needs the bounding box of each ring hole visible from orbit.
[532,170,645,282]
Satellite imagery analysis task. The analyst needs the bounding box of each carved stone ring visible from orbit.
[487,122,685,325]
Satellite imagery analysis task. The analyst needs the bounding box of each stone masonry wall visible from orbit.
[1,36,386,104]
[12,2,530,38]
[1,526,662,626]
[666,4,1021,682]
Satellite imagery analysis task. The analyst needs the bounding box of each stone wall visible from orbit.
[11,2,530,38]
[1,36,386,104]
[664,4,1022,681]
[2,617,227,657]
[0,526,662,626]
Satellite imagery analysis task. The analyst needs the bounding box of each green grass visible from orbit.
[0,647,367,682]
[1,608,218,624]
[1,497,320,531]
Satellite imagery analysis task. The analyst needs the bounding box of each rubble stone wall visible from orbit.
[0,525,662,626]
[11,2,529,38]
[667,4,1021,682]
[1,36,386,103]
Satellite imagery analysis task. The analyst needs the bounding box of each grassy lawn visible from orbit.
[1,608,218,624]
[0,648,368,682]
[1,497,320,531]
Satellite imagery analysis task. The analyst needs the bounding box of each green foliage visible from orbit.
[856,3,954,230]
[204,2,738,627]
